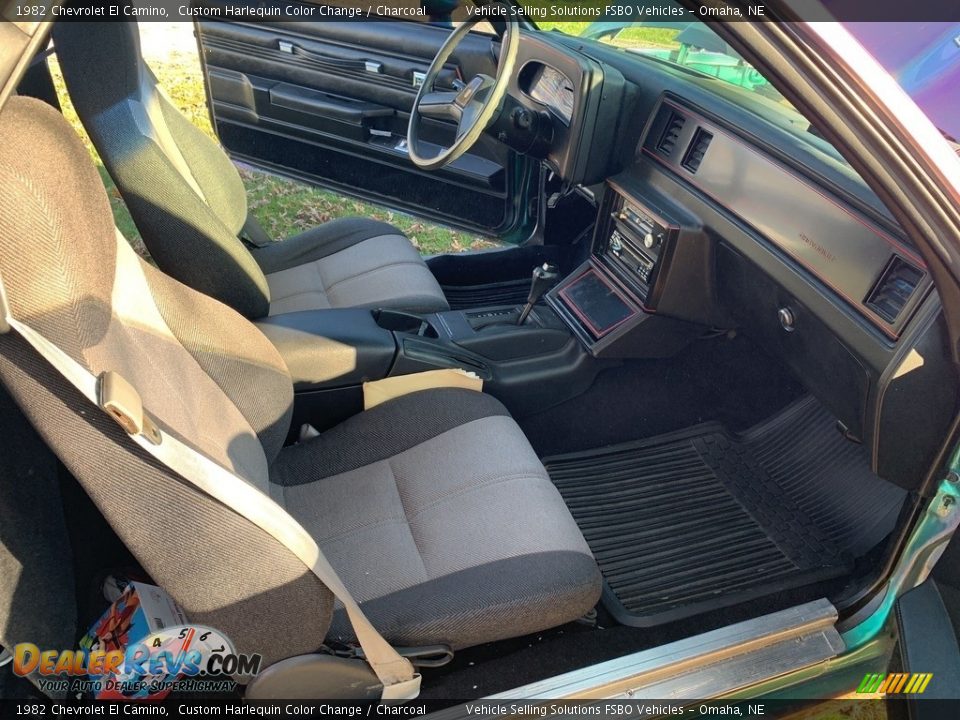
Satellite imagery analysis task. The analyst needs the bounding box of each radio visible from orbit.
[548,182,699,357]
[595,189,678,307]
[609,228,656,285]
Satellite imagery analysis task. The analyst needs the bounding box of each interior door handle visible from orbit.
[269,84,394,125]
[278,40,382,74]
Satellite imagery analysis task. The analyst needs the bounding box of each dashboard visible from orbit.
[524,31,956,490]
[547,93,933,347]
[640,99,933,340]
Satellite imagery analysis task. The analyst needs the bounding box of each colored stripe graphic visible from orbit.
[857,672,933,694]
[893,673,910,693]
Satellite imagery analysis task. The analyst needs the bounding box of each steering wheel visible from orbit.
[407,19,519,170]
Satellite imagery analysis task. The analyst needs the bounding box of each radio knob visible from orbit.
[643,232,656,249]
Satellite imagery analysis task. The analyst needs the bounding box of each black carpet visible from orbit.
[518,333,807,456]
[418,576,844,699]
[441,279,531,310]
[420,393,907,699]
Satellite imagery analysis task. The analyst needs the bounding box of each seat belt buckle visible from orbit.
[98,371,161,444]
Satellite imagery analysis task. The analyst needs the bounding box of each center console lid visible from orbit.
[254,309,396,391]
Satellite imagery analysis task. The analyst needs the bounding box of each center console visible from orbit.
[255,299,602,436]
[255,177,716,436]
[547,179,711,357]
[596,185,680,307]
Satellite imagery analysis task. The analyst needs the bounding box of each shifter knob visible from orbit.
[517,263,560,325]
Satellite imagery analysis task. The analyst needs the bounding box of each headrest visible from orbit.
[52,13,144,112]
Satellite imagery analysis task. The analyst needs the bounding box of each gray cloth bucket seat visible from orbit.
[0,97,600,667]
[51,20,449,320]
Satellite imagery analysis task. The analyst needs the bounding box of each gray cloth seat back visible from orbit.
[0,96,333,665]
[52,19,451,320]
[52,20,274,319]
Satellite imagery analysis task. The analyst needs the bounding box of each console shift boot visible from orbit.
[467,307,522,329]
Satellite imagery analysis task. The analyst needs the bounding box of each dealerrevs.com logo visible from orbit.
[13,625,261,698]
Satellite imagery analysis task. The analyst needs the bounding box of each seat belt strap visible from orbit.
[0,282,419,700]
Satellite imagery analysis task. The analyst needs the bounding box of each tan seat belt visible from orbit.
[0,275,420,700]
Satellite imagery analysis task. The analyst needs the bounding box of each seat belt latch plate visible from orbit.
[380,673,421,701]
[98,371,160,444]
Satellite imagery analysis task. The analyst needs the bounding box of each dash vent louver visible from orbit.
[681,128,713,174]
[657,112,686,157]
[865,256,924,323]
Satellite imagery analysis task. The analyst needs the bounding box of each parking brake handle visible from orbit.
[517,263,559,325]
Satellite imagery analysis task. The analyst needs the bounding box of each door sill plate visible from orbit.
[432,598,843,710]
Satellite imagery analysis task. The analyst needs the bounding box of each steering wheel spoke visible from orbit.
[418,90,460,121]
[407,21,518,171]
[456,100,483,142]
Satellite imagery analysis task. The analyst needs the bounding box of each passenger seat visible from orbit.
[52,20,450,320]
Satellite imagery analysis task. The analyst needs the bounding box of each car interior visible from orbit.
[1,0,959,701]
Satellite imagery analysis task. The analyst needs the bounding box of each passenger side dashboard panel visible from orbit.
[569,83,955,489]
[642,100,932,340]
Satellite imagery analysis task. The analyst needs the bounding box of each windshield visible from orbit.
[530,2,822,139]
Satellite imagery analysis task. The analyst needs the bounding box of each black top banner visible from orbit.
[2,699,960,719]
[6,0,960,24]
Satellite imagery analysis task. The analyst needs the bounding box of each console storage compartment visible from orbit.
[254,309,397,391]
[257,303,598,424]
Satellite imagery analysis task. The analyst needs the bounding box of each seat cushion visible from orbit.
[256,218,449,315]
[269,388,601,650]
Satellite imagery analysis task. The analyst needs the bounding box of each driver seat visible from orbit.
[52,20,449,320]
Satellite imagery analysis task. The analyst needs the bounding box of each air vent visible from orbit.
[657,112,686,156]
[865,256,924,323]
[681,128,713,174]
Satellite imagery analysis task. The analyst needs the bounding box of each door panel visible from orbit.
[196,13,535,237]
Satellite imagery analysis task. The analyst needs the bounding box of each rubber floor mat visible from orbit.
[544,396,906,626]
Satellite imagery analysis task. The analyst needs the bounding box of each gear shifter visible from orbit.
[517,263,559,325]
